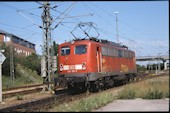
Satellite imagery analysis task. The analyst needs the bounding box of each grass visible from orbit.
[2,65,43,90]
[16,64,43,83]
[15,94,23,100]
[2,75,36,90]
[49,75,169,112]
[116,75,169,99]
[50,92,115,112]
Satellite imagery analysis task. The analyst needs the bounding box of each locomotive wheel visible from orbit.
[68,84,76,94]
[114,80,122,87]
[122,78,128,85]
[109,79,114,88]
[68,82,87,94]
[89,82,99,92]
[79,82,87,93]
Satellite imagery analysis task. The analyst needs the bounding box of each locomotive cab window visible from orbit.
[75,45,87,54]
[61,46,70,56]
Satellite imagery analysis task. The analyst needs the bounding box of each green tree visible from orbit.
[21,53,41,75]
[0,42,10,76]
[53,41,59,55]
[137,64,146,72]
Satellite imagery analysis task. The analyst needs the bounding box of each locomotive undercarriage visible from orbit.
[88,73,136,92]
[54,73,137,94]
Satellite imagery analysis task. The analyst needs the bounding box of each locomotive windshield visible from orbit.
[75,45,87,54]
[61,46,70,55]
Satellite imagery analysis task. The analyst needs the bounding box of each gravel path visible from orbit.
[95,98,169,111]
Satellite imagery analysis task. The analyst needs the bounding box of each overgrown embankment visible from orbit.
[50,75,169,112]
[116,75,169,99]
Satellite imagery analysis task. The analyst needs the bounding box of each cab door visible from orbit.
[96,46,102,72]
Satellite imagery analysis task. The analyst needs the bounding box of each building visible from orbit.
[0,29,36,56]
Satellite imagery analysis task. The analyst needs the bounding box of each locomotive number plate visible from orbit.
[69,65,75,70]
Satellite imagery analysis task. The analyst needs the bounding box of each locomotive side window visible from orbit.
[61,46,70,55]
[130,52,133,58]
[124,51,127,58]
[128,52,132,58]
[129,52,132,58]
[127,51,130,58]
[118,50,123,57]
[108,48,113,56]
[112,48,115,56]
[114,49,118,57]
[102,47,108,56]
[75,45,87,54]
[122,51,124,57]
[132,52,135,58]
[131,52,133,58]
[125,51,127,58]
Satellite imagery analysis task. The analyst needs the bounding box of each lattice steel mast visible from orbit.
[41,1,53,91]
[9,34,15,86]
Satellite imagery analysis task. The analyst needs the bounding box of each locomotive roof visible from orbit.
[71,38,129,49]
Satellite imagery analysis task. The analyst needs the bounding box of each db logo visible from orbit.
[102,58,105,63]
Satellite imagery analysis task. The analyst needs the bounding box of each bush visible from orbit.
[117,86,136,99]
[143,88,164,99]
[117,76,168,100]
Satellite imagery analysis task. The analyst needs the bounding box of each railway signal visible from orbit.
[0,50,6,102]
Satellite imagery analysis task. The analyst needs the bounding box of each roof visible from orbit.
[0,29,35,45]
[0,29,10,35]
[72,38,128,49]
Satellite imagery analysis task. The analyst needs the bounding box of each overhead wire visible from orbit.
[35,1,94,41]
[0,22,41,34]
[0,2,42,28]
[0,2,41,19]
[43,2,85,24]
[82,2,115,31]
[52,1,77,29]
[88,2,164,52]
[2,2,165,55]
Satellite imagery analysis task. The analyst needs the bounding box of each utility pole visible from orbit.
[158,53,162,73]
[114,11,119,43]
[41,1,53,91]
[9,34,15,86]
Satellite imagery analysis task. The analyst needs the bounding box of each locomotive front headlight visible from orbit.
[82,62,86,70]
[60,64,63,71]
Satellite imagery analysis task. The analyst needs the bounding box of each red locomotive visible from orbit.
[54,38,137,93]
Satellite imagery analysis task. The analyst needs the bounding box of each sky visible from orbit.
[0,1,169,62]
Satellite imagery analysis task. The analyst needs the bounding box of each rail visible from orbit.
[2,84,44,99]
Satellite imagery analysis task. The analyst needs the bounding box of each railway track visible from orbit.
[0,72,168,112]
[3,83,43,91]
[0,89,88,112]
[2,84,44,99]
